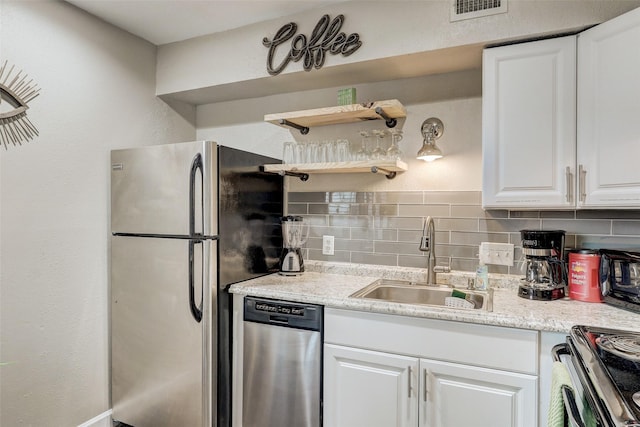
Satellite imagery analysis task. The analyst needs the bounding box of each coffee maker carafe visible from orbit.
[518,230,566,300]
[279,216,309,276]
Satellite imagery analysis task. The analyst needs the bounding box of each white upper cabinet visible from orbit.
[577,7,640,208]
[483,6,640,209]
[482,36,577,209]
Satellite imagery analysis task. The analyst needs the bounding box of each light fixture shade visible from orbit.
[416,143,443,162]
[417,117,444,162]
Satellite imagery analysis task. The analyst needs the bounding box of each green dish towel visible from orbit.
[548,361,572,427]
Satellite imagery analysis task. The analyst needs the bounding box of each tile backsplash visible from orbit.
[287,191,640,274]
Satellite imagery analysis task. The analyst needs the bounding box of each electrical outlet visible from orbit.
[322,235,335,255]
[479,242,514,266]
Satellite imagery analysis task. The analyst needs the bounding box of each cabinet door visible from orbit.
[420,359,537,427]
[577,7,640,207]
[482,36,577,209]
[324,344,418,427]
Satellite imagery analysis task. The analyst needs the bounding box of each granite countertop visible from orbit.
[229,261,640,334]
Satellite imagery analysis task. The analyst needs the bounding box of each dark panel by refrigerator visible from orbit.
[216,145,283,427]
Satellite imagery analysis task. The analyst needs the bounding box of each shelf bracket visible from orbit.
[279,119,310,135]
[370,166,397,180]
[374,107,397,128]
[279,170,309,181]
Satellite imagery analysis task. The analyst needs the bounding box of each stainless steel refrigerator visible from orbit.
[110,141,283,427]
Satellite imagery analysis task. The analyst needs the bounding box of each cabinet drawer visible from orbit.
[325,308,538,375]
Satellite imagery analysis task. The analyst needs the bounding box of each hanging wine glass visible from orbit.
[371,129,387,160]
[356,131,371,160]
[387,129,403,160]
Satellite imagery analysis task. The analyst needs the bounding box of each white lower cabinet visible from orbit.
[323,308,540,427]
[324,344,537,427]
[420,359,537,427]
[324,344,418,427]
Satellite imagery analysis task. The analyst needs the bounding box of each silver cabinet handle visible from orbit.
[579,164,587,203]
[566,166,573,204]
[423,368,428,402]
[407,366,412,398]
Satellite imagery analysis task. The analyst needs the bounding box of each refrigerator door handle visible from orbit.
[189,153,203,238]
[189,240,203,322]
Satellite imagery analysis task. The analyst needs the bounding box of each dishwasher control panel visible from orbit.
[244,296,323,331]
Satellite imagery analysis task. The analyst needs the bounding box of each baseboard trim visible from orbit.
[77,409,112,427]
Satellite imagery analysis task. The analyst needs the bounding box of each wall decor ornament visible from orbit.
[262,14,362,76]
[0,60,40,150]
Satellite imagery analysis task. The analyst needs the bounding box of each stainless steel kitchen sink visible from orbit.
[350,279,493,311]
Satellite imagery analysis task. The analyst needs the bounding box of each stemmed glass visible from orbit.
[387,129,403,160]
[355,131,371,160]
[371,129,387,160]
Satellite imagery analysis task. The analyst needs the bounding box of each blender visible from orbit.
[518,229,566,300]
[279,216,309,276]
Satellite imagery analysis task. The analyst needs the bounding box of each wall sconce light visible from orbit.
[416,117,444,162]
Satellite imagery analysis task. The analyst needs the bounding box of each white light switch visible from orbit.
[479,242,514,266]
[322,235,335,255]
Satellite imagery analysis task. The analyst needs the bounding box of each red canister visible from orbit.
[568,250,602,302]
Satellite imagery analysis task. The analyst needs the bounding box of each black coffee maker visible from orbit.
[518,229,566,300]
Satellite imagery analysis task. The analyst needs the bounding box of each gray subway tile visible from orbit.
[384,217,424,230]
[307,249,351,263]
[399,204,450,217]
[424,191,481,205]
[438,244,478,258]
[398,255,428,269]
[576,235,640,249]
[540,219,611,235]
[436,218,479,232]
[398,230,449,244]
[328,191,360,203]
[540,211,576,219]
[375,192,423,204]
[329,215,372,228]
[452,206,507,218]
[577,210,640,220]
[352,227,398,241]
[288,192,328,203]
[342,239,375,252]
[449,258,479,272]
[450,231,509,245]
[287,203,308,215]
[480,218,542,233]
[308,226,351,239]
[374,241,425,256]
[485,209,510,219]
[612,220,640,236]
[509,211,541,219]
[288,190,640,272]
[350,252,398,266]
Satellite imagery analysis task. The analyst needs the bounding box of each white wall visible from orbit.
[0,1,195,426]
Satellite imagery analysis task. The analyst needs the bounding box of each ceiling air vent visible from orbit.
[451,0,507,22]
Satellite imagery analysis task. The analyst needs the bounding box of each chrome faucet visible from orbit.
[419,216,450,284]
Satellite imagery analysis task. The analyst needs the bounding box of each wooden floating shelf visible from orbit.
[264,99,407,129]
[262,159,408,176]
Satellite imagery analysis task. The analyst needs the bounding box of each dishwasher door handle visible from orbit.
[268,315,289,325]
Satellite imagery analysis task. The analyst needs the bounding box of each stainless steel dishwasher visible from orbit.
[242,296,323,427]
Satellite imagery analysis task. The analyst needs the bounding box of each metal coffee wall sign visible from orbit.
[262,14,362,76]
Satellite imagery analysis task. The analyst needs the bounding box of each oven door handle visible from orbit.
[552,344,588,427]
[561,385,587,427]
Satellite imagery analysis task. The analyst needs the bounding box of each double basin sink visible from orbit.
[350,279,493,312]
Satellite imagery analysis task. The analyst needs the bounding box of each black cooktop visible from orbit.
[572,325,640,424]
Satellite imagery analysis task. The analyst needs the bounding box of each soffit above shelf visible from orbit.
[157,43,485,106]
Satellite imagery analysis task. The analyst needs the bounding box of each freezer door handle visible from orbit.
[189,152,203,238]
[189,240,203,322]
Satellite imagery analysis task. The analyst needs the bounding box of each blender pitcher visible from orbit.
[279,216,309,276]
